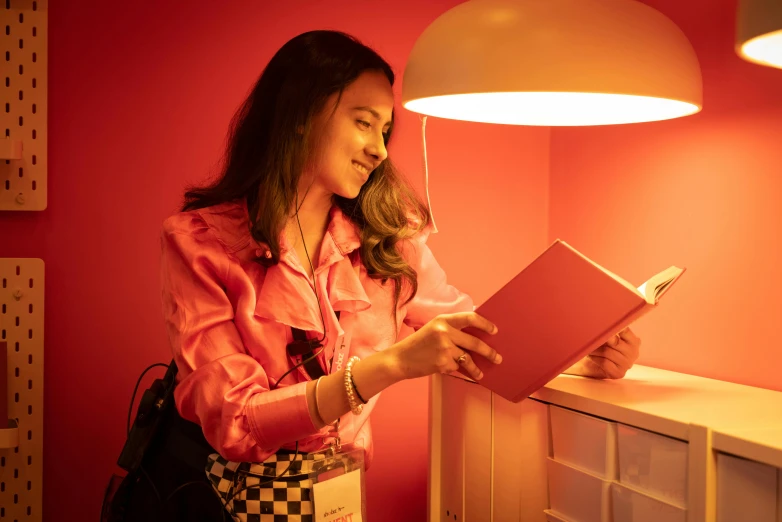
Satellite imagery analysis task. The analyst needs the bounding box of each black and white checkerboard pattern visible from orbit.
[205,452,329,522]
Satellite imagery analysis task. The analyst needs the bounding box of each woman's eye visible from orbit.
[357,120,371,129]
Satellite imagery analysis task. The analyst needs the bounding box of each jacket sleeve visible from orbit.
[160,213,317,462]
[400,226,475,330]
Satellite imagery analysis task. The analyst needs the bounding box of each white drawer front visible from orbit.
[547,458,611,522]
[550,405,617,479]
[611,481,687,522]
[544,509,571,522]
[617,423,688,508]
[716,452,778,522]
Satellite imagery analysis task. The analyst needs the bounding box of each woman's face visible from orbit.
[306,70,394,200]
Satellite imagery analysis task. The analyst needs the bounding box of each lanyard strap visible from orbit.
[329,310,355,375]
[287,310,356,380]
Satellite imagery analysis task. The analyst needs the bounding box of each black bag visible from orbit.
[101,360,226,522]
[102,323,328,522]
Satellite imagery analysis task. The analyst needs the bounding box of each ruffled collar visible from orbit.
[241,204,371,335]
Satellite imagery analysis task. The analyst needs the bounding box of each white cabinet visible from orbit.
[430,365,782,522]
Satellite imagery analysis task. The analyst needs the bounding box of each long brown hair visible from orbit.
[183,30,429,312]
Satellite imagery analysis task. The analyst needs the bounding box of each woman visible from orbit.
[125,30,640,521]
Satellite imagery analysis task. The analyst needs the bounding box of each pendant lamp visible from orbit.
[736,0,782,69]
[402,0,703,126]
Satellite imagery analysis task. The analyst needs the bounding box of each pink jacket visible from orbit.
[159,200,473,467]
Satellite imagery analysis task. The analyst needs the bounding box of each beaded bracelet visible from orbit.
[344,356,364,415]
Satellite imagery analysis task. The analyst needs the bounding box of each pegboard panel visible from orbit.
[0,258,43,522]
[1,0,47,211]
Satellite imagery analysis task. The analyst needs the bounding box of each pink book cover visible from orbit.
[462,239,685,403]
[0,342,6,424]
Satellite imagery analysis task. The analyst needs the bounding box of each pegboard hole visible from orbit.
[1,303,5,312]
[27,505,32,515]
[32,52,36,63]
[28,303,32,313]
[14,367,18,377]
[18,12,22,23]
[18,37,22,49]
[4,24,8,35]
[32,180,36,190]
[18,166,22,177]
[15,316,19,326]
[27,480,31,490]
[32,77,36,88]
[33,1,37,10]
[32,128,36,139]
[13,469,18,479]
[18,63,22,74]
[14,392,19,402]
[2,277,5,287]
[28,328,32,339]
[31,154,36,165]
[4,102,8,112]
[27,379,32,390]
[27,405,32,415]
[32,26,36,37]
[29,277,33,288]
[27,429,31,440]
[32,102,36,114]
[4,50,8,61]
[28,354,32,364]
[1,329,5,339]
[4,180,8,190]
[18,115,23,126]
[15,341,19,352]
[1,456,4,466]
[18,89,22,100]
[5,77,9,87]
[16,265,20,275]
[27,455,31,465]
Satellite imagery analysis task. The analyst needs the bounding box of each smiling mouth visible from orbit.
[352,161,370,176]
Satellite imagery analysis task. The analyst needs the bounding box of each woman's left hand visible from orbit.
[564,327,641,379]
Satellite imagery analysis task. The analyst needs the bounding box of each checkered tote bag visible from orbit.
[205,451,336,522]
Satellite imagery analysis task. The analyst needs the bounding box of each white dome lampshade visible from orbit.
[736,0,782,69]
[401,0,703,126]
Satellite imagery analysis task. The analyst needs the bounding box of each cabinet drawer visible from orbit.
[544,509,570,522]
[617,423,688,507]
[611,481,686,522]
[716,452,778,522]
[550,405,617,479]
[547,458,611,522]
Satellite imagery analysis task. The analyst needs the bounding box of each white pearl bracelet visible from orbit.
[344,356,364,415]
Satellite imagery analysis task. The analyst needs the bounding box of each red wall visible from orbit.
[549,0,782,392]
[0,1,549,520]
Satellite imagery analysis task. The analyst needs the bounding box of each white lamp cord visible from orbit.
[420,115,438,234]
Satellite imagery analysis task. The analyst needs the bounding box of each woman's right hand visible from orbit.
[387,312,502,382]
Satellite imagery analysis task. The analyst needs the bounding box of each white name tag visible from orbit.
[312,468,364,522]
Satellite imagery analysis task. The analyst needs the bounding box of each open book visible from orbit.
[461,239,685,403]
